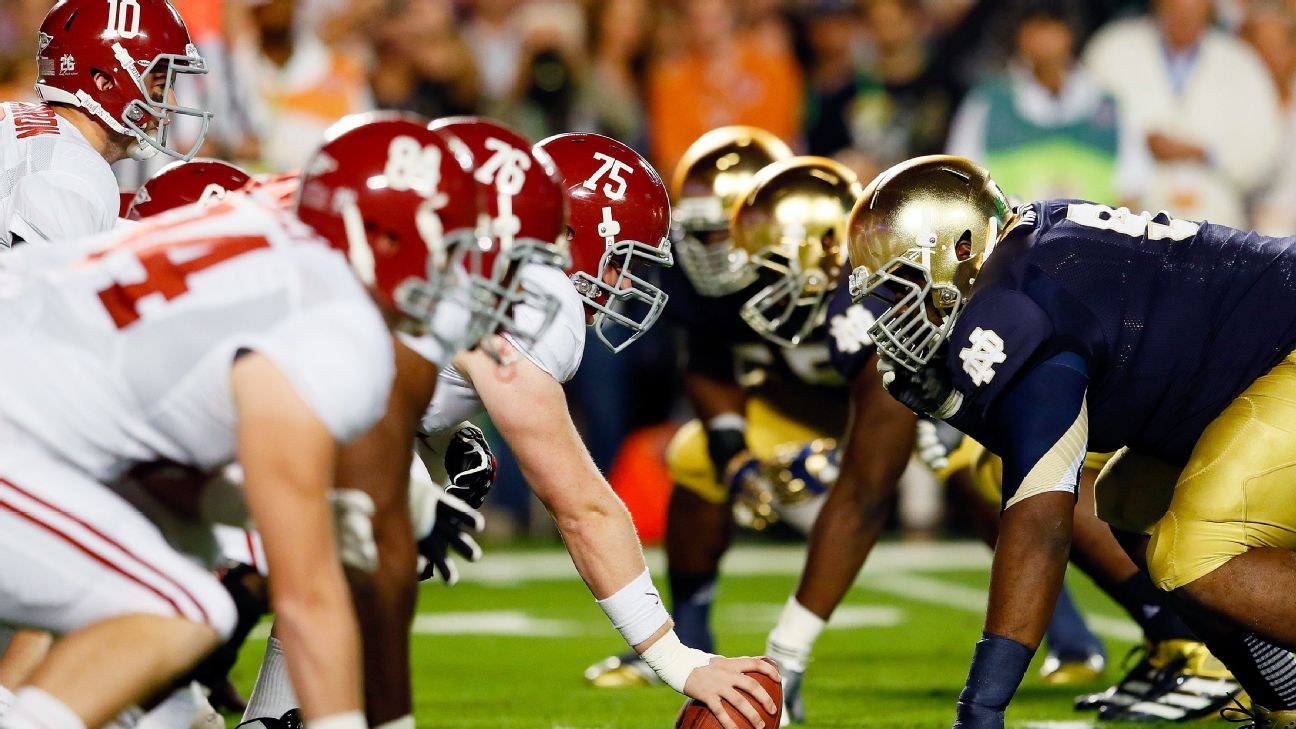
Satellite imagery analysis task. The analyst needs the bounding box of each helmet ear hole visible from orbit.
[955,230,973,261]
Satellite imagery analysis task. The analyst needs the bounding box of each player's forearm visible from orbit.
[682,371,746,423]
[954,492,1073,727]
[794,477,893,619]
[984,492,1073,646]
[547,485,647,599]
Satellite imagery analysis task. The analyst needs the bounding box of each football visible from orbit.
[674,658,783,729]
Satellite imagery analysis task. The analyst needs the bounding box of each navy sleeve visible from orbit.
[985,351,1089,510]
[826,271,886,380]
[946,289,1054,418]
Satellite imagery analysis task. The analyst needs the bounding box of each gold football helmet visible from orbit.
[730,156,863,347]
[671,126,794,297]
[847,155,1011,372]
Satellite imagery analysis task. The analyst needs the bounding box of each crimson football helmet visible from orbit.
[296,113,481,327]
[126,159,251,220]
[430,117,567,349]
[35,0,211,161]
[535,133,672,353]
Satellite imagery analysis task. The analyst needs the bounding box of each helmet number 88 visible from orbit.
[384,136,446,205]
[106,0,141,39]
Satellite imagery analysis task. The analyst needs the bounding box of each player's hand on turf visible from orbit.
[684,656,781,729]
[443,422,496,508]
[415,488,484,585]
[877,356,962,419]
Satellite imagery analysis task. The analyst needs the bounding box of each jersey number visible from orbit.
[1065,203,1199,241]
[105,0,141,39]
[91,232,271,329]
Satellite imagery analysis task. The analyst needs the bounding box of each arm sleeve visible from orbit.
[10,170,116,244]
[986,351,1089,511]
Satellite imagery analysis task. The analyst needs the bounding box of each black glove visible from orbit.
[877,356,963,418]
[416,489,484,585]
[443,423,496,509]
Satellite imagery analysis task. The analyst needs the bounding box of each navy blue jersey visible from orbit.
[659,262,869,393]
[826,268,891,381]
[945,200,1296,465]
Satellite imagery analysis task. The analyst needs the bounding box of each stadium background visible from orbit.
[3,1,1291,725]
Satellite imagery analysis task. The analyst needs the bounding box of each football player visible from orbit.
[585,131,1108,717]
[851,155,1296,729]
[239,124,780,729]
[0,114,480,729]
[1,0,210,248]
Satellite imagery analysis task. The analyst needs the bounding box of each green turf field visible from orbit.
[228,541,1235,728]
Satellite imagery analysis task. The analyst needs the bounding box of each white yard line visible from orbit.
[464,541,994,585]
[863,573,1141,642]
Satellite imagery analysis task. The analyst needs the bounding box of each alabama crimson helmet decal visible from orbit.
[35,0,212,161]
[296,113,480,324]
[126,159,251,220]
[535,132,673,352]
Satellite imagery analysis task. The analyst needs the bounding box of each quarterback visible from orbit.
[1,0,210,248]
[851,155,1296,728]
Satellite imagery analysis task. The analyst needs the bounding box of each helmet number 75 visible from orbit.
[583,153,633,201]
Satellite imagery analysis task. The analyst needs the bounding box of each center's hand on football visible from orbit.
[684,656,781,729]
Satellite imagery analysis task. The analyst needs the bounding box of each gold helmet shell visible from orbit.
[847,155,1011,371]
[730,156,863,347]
[671,126,794,296]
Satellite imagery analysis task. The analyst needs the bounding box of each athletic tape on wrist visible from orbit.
[306,710,367,729]
[958,632,1033,711]
[705,413,746,431]
[372,715,414,729]
[640,630,713,693]
[596,568,671,647]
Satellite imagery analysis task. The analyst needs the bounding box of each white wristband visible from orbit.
[640,630,713,693]
[373,716,414,729]
[596,568,670,647]
[706,413,747,432]
[306,711,367,729]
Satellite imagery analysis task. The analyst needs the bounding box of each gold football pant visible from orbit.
[1096,351,1296,591]
[668,397,836,504]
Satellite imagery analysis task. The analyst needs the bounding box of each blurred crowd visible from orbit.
[5,0,1296,531]
[4,0,1296,231]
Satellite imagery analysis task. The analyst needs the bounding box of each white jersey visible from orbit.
[0,101,120,247]
[0,193,394,481]
[406,262,585,476]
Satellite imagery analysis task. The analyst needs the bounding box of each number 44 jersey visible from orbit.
[943,199,1296,463]
[0,193,394,482]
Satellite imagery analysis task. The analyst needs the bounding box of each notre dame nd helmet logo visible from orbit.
[959,327,1006,386]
